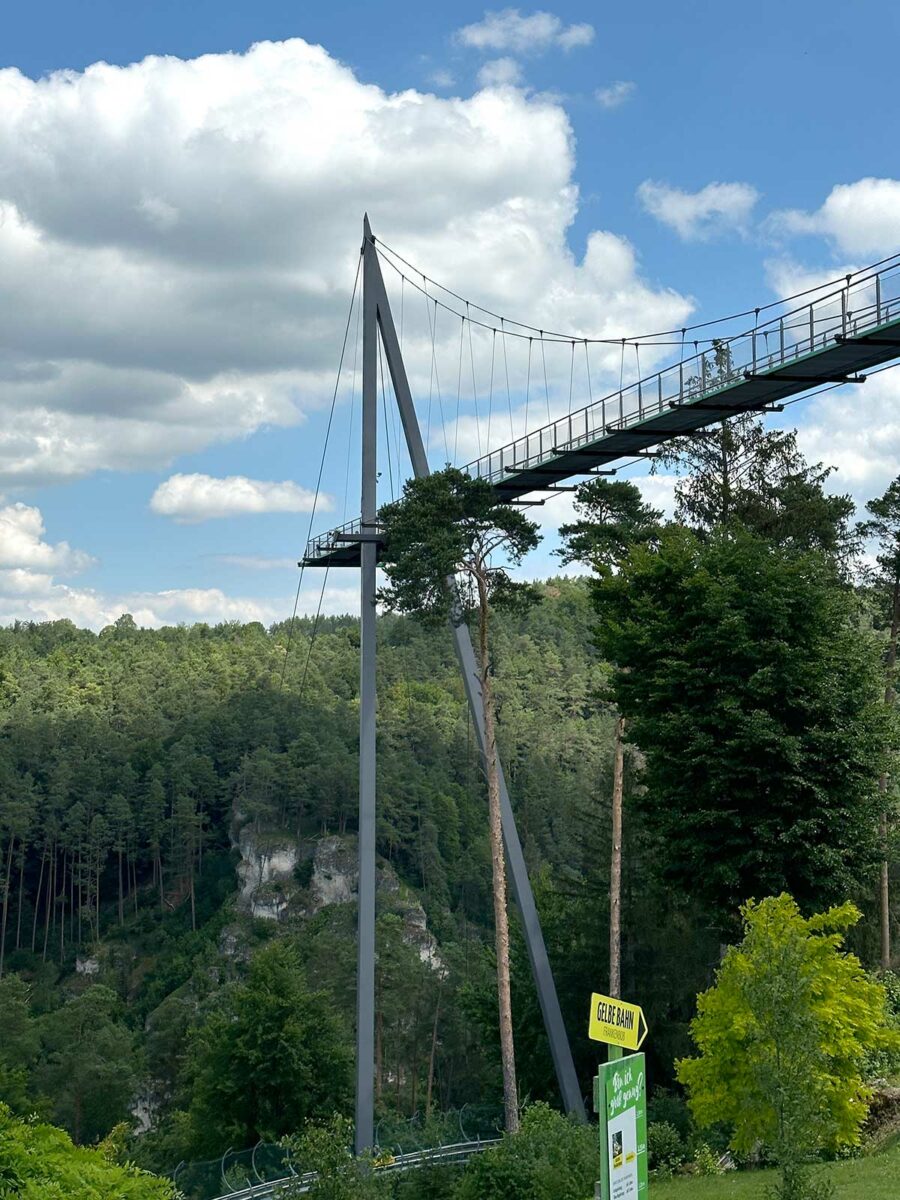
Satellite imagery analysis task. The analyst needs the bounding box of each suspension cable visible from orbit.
[280,253,361,690]
[467,307,482,457]
[374,236,900,346]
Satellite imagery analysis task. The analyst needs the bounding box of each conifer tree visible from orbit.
[379,466,540,1134]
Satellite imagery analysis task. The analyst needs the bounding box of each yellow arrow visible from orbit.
[588,992,648,1051]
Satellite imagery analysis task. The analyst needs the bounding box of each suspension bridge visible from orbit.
[282,221,900,1173]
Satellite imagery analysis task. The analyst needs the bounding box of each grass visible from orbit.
[651,1139,900,1199]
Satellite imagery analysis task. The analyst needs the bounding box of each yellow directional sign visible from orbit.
[588,993,648,1051]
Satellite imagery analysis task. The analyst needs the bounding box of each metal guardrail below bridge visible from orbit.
[211,1139,501,1200]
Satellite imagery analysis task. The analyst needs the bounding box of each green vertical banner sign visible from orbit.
[594,1052,648,1200]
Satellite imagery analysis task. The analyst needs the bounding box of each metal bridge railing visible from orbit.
[464,259,900,486]
[209,1139,501,1200]
[169,1107,504,1200]
[303,516,384,563]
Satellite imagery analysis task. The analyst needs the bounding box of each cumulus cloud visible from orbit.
[770,178,900,258]
[0,503,94,573]
[0,579,284,630]
[477,57,524,88]
[456,8,594,55]
[0,497,365,627]
[0,38,690,488]
[0,567,362,630]
[150,473,330,523]
[428,68,456,90]
[638,180,760,241]
[595,81,636,110]
[0,499,292,627]
[795,370,900,501]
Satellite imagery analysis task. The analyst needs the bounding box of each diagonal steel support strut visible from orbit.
[366,221,586,1122]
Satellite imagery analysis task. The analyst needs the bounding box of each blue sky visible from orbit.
[2,2,900,626]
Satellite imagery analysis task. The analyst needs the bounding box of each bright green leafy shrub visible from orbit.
[678,894,900,1200]
[0,1103,175,1199]
[648,1121,684,1176]
[453,1102,599,1200]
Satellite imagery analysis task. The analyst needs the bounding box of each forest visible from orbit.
[0,415,899,1195]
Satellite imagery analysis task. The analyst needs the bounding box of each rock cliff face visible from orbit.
[235,826,299,921]
[233,826,441,969]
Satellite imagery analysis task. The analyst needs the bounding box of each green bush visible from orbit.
[648,1121,684,1176]
[282,1114,386,1200]
[453,1102,599,1200]
[690,1141,724,1177]
[0,1103,175,1200]
[864,971,900,1081]
[388,1162,461,1199]
[646,1088,693,1140]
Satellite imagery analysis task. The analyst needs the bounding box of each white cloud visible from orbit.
[456,9,594,54]
[428,68,456,90]
[0,498,288,626]
[595,81,635,110]
[634,472,678,518]
[0,569,364,630]
[477,57,524,88]
[0,39,691,487]
[0,578,285,629]
[150,473,330,523]
[638,180,760,241]
[770,178,900,258]
[0,500,365,627]
[0,503,94,573]
[795,369,900,501]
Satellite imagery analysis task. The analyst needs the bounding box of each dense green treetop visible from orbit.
[557,478,662,576]
[35,984,137,1146]
[186,941,352,1154]
[378,467,540,624]
[596,526,892,923]
[659,410,856,560]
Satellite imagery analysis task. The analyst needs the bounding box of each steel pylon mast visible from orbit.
[352,217,584,1153]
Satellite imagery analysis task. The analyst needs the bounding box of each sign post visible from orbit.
[595,1053,649,1200]
[589,993,649,1199]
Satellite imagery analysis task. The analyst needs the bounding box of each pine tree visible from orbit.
[379,467,541,1134]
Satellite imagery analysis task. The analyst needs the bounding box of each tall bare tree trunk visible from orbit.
[0,836,14,979]
[610,715,625,998]
[880,576,899,971]
[43,847,54,963]
[375,1007,383,1102]
[15,849,26,951]
[425,982,443,1119]
[32,847,46,953]
[118,846,124,927]
[477,575,519,1134]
